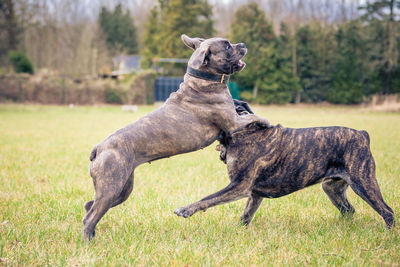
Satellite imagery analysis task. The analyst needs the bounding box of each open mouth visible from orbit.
[238,59,245,69]
[233,59,246,71]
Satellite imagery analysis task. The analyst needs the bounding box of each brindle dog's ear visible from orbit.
[181,34,204,50]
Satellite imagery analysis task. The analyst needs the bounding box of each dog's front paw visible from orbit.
[239,215,252,226]
[174,206,195,218]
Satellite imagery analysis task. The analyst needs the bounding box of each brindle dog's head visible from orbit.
[182,34,247,75]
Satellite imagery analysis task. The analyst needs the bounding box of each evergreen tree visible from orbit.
[230,3,275,102]
[392,22,400,92]
[142,0,214,74]
[99,3,139,55]
[328,21,366,104]
[231,3,301,104]
[296,24,336,102]
[139,0,400,104]
[161,0,214,59]
[254,46,301,104]
[141,6,160,69]
[276,23,302,103]
[359,0,400,94]
[8,50,34,74]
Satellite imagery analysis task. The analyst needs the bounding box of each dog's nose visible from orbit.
[238,43,246,49]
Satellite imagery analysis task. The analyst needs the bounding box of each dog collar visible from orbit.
[186,67,230,84]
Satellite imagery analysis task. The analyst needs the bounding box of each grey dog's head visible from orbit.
[182,34,247,75]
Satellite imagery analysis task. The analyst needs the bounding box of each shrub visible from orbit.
[8,51,34,74]
[239,91,253,102]
[104,87,126,104]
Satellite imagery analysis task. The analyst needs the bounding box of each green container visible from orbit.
[228,81,240,100]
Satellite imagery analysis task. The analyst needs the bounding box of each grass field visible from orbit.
[0,104,399,266]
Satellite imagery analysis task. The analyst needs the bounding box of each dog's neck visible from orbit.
[186,66,230,84]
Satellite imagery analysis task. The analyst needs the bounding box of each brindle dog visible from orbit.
[83,35,269,240]
[174,122,395,229]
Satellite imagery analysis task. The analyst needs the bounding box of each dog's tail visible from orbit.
[90,146,97,161]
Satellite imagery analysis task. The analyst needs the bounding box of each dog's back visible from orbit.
[175,121,393,228]
[223,123,374,197]
[176,120,393,228]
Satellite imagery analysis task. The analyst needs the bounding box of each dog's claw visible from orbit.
[174,207,194,218]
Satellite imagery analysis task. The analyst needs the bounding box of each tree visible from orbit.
[1,0,113,76]
[276,23,302,103]
[0,0,19,50]
[230,3,302,104]
[0,0,21,64]
[161,0,214,58]
[230,3,275,100]
[328,21,366,104]
[141,6,160,69]
[295,24,336,103]
[142,0,214,74]
[359,0,400,94]
[99,3,139,55]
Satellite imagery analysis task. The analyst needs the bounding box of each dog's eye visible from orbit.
[226,44,231,50]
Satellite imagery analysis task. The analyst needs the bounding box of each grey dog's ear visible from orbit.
[181,34,204,50]
[190,46,210,69]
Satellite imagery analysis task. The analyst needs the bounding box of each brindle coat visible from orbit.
[83,35,269,240]
[174,123,395,229]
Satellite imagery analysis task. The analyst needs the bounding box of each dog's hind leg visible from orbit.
[348,157,395,229]
[240,193,263,225]
[84,200,94,213]
[83,152,133,240]
[84,172,134,214]
[83,190,118,240]
[322,178,355,216]
[83,174,134,240]
[111,173,134,208]
[85,175,134,215]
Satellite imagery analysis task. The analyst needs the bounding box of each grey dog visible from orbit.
[83,35,269,239]
[174,122,395,229]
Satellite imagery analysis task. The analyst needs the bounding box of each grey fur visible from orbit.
[82,35,269,240]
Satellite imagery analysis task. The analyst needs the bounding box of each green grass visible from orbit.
[0,104,399,266]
